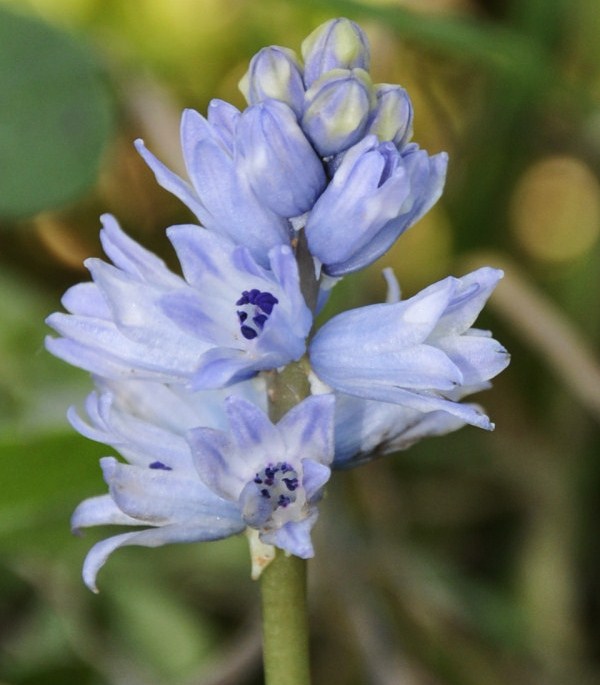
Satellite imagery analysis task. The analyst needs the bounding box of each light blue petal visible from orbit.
[101,457,238,524]
[225,395,284,460]
[260,514,317,558]
[312,344,463,394]
[99,214,181,287]
[207,99,240,152]
[167,224,235,288]
[435,334,510,385]
[368,84,413,148]
[61,282,110,319]
[71,494,144,531]
[45,314,198,380]
[332,394,472,467]
[45,334,175,382]
[82,520,244,592]
[134,138,206,220]
[337,385,493,430]
[278,394,335,466]
[431,267,503,337]
[301,460,331,501]
[180,127,290,263]
[188,426,248,499]
[305,138,412,269]
[301,68,375,156]
[310,280,454,361]
[191,348,260,389]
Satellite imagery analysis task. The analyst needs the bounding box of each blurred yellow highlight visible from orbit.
[510,155,600,263]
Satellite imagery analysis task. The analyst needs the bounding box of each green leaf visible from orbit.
[0,8,115,219]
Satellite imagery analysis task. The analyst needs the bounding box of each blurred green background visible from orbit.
[1,0,599,683]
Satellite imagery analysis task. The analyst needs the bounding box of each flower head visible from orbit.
[46,215,312,389]
[305,137,447,275]
[309,267,510,427]
[69,377,267,591]
[188,394,335,558]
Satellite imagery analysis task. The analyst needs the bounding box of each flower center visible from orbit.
[236,289,279,340]
[253,461,299,508]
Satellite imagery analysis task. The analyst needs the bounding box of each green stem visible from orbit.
[259,359,313,684]
[260,550,311,685]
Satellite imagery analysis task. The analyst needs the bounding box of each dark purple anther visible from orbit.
[252,461,300,511]
[236,288,279,340]
[149,461,172,471]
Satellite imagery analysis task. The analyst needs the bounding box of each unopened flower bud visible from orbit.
[301,68,375,157]
[301,17,370,88]
[239,46,305,116]
[237,100,327,217]
[368,84,414,149]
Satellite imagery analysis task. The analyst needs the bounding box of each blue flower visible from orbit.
[305,136,448,275]
[69,377,267,591]
[187,394,334,559]
[70,377,333,589]
[46,214,312,389]
[309,267,510,426]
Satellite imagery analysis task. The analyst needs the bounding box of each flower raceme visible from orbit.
[46,17,510,589]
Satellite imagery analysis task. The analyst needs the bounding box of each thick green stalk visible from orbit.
[260,550,311,685]
[259,359,313,684]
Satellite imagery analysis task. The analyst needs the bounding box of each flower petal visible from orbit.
[82,521,244,592]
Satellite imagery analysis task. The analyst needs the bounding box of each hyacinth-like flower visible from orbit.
[188,394,334,559]
[309,267,510,428]
[136,17,446,276]
[70,377,333,589]
[305,137,447,276]
[46,214,312,389]
[47,17,510,589]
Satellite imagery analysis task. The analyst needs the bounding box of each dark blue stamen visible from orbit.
[236,288,279,341]
[149,461,172,471]
[283,477,299,491]
[252,461,300,512]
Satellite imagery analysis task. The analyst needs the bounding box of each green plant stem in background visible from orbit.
[260,550,311,685]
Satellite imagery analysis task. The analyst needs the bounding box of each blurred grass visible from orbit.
[1,0,600,683]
